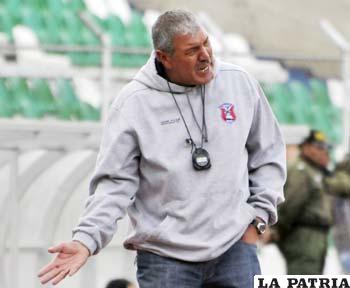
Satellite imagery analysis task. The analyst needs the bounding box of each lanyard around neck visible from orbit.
[167,82,208,152]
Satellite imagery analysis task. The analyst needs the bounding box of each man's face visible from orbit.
[302,143,330,168]
[157,29,214,86]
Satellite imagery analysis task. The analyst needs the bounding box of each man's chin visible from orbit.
[196,73,214,85]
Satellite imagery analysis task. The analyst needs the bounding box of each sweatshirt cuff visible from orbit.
[253,207,270,225]
[72,232,97,256]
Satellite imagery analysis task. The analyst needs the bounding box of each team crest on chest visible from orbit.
[218,103,236,123]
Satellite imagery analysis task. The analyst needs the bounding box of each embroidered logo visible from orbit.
[160,117,181,126]
[218,103,236,123]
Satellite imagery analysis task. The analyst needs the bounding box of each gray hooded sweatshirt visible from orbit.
[73,53,286,261]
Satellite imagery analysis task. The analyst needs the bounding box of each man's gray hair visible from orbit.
[152,10,202,54]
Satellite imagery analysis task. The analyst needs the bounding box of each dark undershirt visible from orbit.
[155,58,168,80]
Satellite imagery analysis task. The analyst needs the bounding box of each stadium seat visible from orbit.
[4,0,21,22]
[125,11,151,47]
[0,4,15,41]
[79,29,101,66]
[309,78,331,107]
[47,0,64,13]
[59,28,85,65]
[30,79,57,117]
[66,0,85,11]
[309,78,342,142]
[309,106,331,135]
[26,0,44,9]
[79,102,100,121]
[41,10,62,44]
[288,81,312,124]
[123,11,151,67]
[20,6,48,43]
[0,78,15,117]
[55,79,100,121]
[55,79,82,120]
[261,82,293,124]
[104,15,130,67]
[60,9,82,35]
[57,10,102,65]
[6,78,42,118]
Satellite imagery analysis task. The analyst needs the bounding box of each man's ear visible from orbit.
[156,50,172,70]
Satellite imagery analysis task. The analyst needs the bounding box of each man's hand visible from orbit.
[38,241,90,286]
[241,224,259,244]
[260,226,273,244]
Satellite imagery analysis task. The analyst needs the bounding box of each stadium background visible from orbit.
[0,0,349,287]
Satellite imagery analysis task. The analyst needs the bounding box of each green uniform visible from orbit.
[275,156,350,275]
[325,158,350,197]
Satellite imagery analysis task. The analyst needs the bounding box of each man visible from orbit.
[273,130,350,274]
[38,10,286,287]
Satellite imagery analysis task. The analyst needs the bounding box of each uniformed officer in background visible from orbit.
[329,153,350,273]
[271,130,350,274]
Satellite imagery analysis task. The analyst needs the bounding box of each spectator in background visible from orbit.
[272,130,350,274]
[105,278,135,288]
[331,153,350,272]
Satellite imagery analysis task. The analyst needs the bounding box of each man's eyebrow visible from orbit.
[185,44,200,51]
[184,37,209,50]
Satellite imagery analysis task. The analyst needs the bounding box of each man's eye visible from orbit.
[186,48,197,55]
[186,47,198,55]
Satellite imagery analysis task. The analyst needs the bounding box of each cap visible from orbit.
[302,129,331,150]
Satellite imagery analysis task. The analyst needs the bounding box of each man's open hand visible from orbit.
[38,241,90,286]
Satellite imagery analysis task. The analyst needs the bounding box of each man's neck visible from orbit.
[155,58,195,87]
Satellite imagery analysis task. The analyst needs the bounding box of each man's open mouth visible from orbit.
[198,65,210,72]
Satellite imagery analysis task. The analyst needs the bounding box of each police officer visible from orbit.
[274,130,350,274]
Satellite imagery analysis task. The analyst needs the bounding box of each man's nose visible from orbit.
[198,46,210,61]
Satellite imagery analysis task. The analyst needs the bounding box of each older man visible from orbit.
[38,10,286,287]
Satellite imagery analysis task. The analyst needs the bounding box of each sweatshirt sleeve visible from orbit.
[72,106,140,255]
[245,79,286,225]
